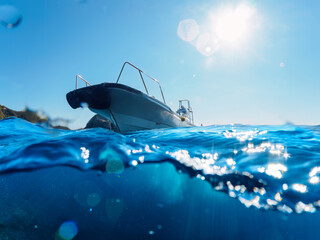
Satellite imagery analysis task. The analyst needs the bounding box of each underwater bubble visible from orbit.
[196,34,220,56]
[280,62,285,68]
[58,221,78,240]
[86,192,101,207]
[0,5,22,28]
[177,19,200,42]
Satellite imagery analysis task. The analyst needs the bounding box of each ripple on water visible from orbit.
[1,118,320,214]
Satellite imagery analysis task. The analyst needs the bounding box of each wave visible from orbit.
[1,117,320,214]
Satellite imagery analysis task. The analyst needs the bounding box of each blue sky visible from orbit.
[1,0,319,128]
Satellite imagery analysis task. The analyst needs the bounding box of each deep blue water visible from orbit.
[1,117,320,239]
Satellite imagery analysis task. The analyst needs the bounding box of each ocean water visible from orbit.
[1,117,320,239]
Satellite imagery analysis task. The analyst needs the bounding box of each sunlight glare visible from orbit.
[196,33,219,56]
[215,4,255,43]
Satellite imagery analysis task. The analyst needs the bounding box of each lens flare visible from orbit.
[58,221,78,240]
[177,19,200,42]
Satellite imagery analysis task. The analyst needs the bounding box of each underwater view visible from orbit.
[1,118,320,239]
[1,0,320,239]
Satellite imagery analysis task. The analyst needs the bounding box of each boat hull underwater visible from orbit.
[66,83,194,133]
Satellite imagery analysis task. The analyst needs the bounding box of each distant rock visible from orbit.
[0,105,48,123]
[85,114,119,132]
[0,105,118,131]
[0,104,70,130]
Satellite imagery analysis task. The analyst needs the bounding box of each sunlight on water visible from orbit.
[309,176,320,184]
[292,183,308,193]
[80,147,90,163]
[295,202,315,214]
[1,118,320,214]
[0,5,22,28]
[265,163,287,179]
[131,160,138,166]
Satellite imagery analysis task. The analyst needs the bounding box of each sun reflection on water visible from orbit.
[292,183,308,193]
[111,125,320,214]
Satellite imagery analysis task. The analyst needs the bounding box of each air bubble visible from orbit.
[0,5,22,29]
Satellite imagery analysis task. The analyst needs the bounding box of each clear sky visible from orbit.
[1,0,319,128]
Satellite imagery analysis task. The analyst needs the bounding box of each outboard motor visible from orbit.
[176,100,194,124]
[177,105,187,116]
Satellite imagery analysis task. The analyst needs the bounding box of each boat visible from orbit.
[66,62,194,133]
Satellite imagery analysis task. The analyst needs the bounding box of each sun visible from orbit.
[177,3,258,56]
[215,4,255,43]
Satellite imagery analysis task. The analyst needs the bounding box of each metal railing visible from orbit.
[75,75,91,89]
[116,62,166,104]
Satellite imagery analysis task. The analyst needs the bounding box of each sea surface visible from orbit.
[1,117,320,239]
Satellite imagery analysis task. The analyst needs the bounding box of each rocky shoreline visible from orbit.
[0,105,117,131]
[0,105,49,124]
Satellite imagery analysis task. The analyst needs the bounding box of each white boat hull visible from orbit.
[67,82,193,133]
[90,86,192,132]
